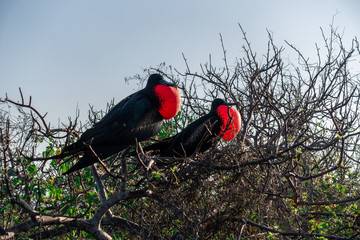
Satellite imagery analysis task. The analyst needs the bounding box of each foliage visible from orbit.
[1,25,360,239]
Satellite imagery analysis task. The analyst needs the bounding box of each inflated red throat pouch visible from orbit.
[154,85,181,120]
[217,105,241,141]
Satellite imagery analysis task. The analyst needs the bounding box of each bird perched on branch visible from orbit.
[61,74,181,174]
[143,98,241,158]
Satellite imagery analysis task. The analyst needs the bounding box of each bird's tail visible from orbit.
[62,153,98,175]
[61,141,87,156]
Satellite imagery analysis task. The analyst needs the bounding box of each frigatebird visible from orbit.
[62,74,181,174]
[143,98,241,158]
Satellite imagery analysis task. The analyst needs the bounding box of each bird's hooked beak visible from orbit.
[159,79,177,88]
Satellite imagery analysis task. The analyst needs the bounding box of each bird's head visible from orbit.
[210,98,241,141]
[146,74,181,120]
[145,73,177,89]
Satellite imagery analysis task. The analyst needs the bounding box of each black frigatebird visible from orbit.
[143,98,241,158]
[62,74,181,174]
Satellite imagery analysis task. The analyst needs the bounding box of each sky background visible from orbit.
[1,0,360,125]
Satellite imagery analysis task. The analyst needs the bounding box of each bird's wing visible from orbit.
[94,92,135,125]
[165,116,218,156]
[180,117,217,146]
[79,93,150,145]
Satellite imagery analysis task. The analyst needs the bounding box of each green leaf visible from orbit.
[27,164,37,176]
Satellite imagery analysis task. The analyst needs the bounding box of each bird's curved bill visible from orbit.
[159,79,177,87]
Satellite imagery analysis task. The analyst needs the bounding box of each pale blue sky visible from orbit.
[1,0,359,124]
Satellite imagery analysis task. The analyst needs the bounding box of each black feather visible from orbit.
[62,74,177,174]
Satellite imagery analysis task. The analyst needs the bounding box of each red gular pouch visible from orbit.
[154,85,181,120]
[217,105,241,141]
